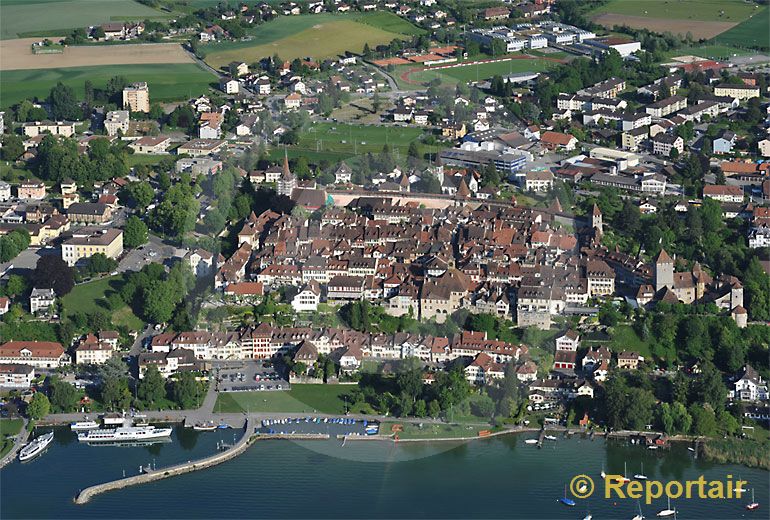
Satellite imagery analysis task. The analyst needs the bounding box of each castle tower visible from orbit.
[591,204,603,235]
[654,248,674,292]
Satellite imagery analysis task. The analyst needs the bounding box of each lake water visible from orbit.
[1,426,768,519]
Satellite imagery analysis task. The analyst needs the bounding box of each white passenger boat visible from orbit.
[70,420,99,431]
[19,432,54,461]
[77,426,172,443]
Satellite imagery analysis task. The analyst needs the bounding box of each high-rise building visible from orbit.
[122,82,150,113]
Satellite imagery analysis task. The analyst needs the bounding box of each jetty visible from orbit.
[74,419,255,504]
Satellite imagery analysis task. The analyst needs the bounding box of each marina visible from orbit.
[1,426,768,518]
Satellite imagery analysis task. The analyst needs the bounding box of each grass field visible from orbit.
[664,44,755,60]
[62,275,144,330]
[410,57,556,85]
[213,384,360,414]
[203,13,420,69]
[292,122,427,158]
[0,0,166,40]
[713,7,770,50]
[380,421,493,439]
[0,63,215,108]
[590,0,758,22]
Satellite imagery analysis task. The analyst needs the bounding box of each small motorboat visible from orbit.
[193,421,217,431]
[544,435,557,441]
[524,439,538,444]
[559,485,575,507]
[70,420,99,431]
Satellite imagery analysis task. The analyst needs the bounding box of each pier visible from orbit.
[74,419,255,504]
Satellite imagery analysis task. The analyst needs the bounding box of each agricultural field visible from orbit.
[0,0,167,40]
[590,0,762,39]
[663,44,755,60]
[203,13,421,69]
[291,122,427,159]
[713,7,770,51]
[61,275,145,331]
[0,63,216,108]
[0,39,192,71]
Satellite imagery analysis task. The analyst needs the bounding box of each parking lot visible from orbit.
[215,360,288,393]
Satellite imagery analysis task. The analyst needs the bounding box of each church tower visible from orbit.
[654,248,674,292]
[277,150,296,197]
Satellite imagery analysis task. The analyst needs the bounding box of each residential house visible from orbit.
[29,288,55,314]
[104,110,130,136]
[0,340,68,368]
[0,364,35,389]
[129,136,171,154]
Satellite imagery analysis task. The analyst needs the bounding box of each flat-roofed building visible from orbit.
[123,82,150,112]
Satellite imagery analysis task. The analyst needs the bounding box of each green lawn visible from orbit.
[126,154,168,167]
[590,0,758,22]
[664,44,756,60]
[0,418,24,458]
[713,7,770,50]
[397,56,556,87]
[214,384,359,414]
[380,421,491,439]
[0,63,216,109]
[291,122,427,159]
[203,13,419,68]
[604,324,653,359]
[62,275,145,330]
[0,0,167,40]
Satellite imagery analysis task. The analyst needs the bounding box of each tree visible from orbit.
[48,82,80,120]
[85,253,118,276]
[5,274,28,298]
[470,394,495,418]
[26,392,50,419]
[142,280,181,324]
[372,91,381,113]
[124,216,149,248]
[101,377,131,411]
[49,377,79,412]
[689,404,717,436]
[121,182,155,210]
[428,399,441,418]
[138,365,166,405]
[171,371,200,409]
[396,366,423,402]
[33,255,74,296]
[1,134,24,161]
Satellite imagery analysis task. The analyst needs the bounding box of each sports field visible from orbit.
[293,122,426,158]
[203,13,421,68]
[409,57,556,85]
[713,7,770,50]
[0,63,215,108]
[590,0,761,39]
[0,0,166,40]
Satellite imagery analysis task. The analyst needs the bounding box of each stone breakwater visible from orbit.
[73,426,332,504]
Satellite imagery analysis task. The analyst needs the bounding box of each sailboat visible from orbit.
[631,500,645,520]
[617,461,630,483]
[657,497,676,517]
[559,485,576,507]
[634,462,648,480]
[746,488,759,511]
[600,463,606,479]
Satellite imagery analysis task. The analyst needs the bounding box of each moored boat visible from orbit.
[746,489,759,511]
[19,432,54,462]
[77,426,172,443]
[70,420,99,431]
[558,485,575,507]
[192,421,217,431]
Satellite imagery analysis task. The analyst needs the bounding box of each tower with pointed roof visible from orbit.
[591,204,603,235]
[277,149,296,197]
[654,248,674,292]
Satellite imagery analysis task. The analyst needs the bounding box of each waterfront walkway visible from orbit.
[0,418,29,469]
